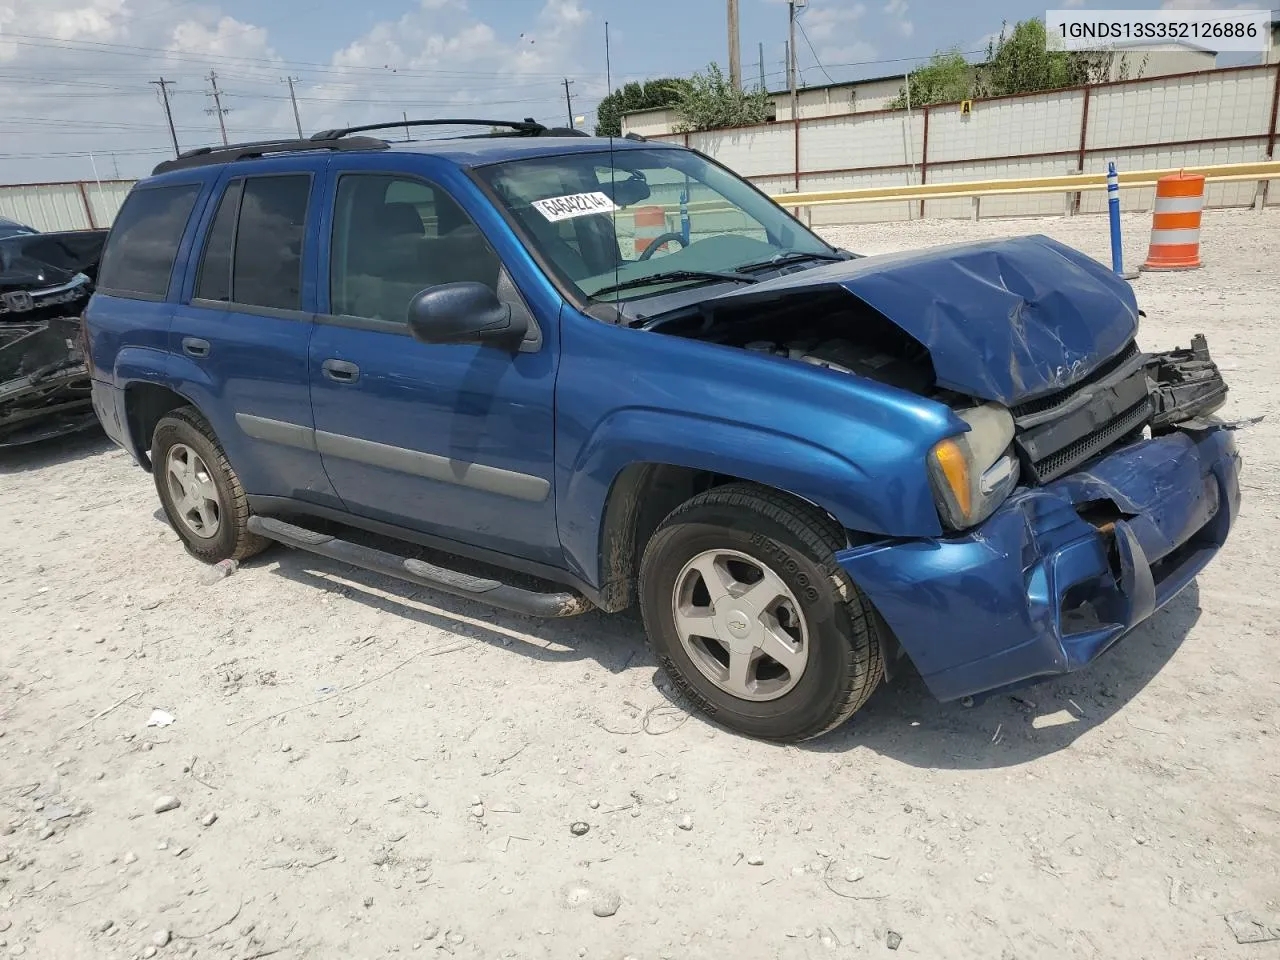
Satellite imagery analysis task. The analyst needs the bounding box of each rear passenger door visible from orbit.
[170,159,341,508]
[308,159,562,565]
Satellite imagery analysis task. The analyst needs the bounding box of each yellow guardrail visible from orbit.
[767,160,1280,208]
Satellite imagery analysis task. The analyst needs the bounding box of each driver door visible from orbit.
[307,159,562,565]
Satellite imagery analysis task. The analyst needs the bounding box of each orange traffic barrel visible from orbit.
[633,205,666,257]
[1141,173,1204,271]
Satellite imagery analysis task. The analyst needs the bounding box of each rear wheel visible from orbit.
[151,407,268,563]
[639,483,883,741]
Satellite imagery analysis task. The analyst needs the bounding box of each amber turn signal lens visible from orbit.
[931,438,971,519]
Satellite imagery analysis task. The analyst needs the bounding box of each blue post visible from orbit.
[1107,161,1124,275]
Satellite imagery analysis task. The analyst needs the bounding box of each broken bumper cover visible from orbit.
[837,425,1240,702]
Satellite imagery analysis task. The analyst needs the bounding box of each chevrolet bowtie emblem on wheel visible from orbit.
[2,291,34,313]
[727,617,748,632]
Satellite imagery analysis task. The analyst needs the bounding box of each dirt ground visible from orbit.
[2,208,1278,960]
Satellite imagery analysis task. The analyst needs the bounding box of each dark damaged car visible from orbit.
[83,125,1241,740]
[1,218,108,447]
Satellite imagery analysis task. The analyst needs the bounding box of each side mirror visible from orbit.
[406,282,529,350]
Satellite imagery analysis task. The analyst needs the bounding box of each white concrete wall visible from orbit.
[665,64,1280,224]
[621,108,682,138]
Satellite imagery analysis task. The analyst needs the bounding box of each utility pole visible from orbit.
[562,77,575,128]
[727,0,742,90]
[788,1,799,123]
[149,77,180,157]
[403,111,411,141]
[284,76,303,139]
[205,70,230,146]
[758,41,766,91]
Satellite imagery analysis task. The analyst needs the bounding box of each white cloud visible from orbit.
[797,1,876,66]
[0,0,600,182]
[167,16,274,60]
[817,40,878,64]
[803,1,868,41]
[881,0,913,38]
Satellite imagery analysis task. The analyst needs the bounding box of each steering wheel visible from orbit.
[637,232,687,261]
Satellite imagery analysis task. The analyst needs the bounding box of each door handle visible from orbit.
[182,337,211,358]
[322,358,360,383]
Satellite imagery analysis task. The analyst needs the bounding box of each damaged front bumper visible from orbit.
[838,339,1243,702]
[1,317,97,449]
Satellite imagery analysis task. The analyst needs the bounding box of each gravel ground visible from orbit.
[1,208,1277,960]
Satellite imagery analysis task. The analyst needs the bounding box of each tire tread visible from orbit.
[648,482,883,741]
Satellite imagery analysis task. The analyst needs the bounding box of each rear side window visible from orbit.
[97,183,201,299]
[194,180,243,302]
[231,175,310,311]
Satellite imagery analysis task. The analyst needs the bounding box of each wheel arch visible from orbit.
[122,380,199,471]
[594,465,907,680]
[594,463,853,613]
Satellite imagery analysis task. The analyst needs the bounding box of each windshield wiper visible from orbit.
[591,269,758,299]
[736,250,848,272]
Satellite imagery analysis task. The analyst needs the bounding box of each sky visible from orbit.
[0,0,1274,183]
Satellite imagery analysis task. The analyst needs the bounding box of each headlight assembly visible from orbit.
[927,402,1020,530]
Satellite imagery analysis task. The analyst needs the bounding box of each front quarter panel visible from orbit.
[555,307,959,585]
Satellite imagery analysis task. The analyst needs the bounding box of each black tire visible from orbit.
[150,406,269,564]
[639,482,882,742]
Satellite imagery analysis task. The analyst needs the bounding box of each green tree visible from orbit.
[673,62,773,132]
[594,78,686,137]
[891,18,1139,109]
[976,18,1120,98]
[889,51,974,108]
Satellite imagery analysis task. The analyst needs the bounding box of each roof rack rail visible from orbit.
[311,118,548,140]
[151,136,389,175]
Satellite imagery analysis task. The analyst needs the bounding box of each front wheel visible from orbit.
[639,483,883,742]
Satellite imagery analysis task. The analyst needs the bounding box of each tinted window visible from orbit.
[329,174,500,323]
[232,175,310,311]
[97,184,201,298]
[194,180,243,302]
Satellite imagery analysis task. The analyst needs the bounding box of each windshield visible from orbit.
[475,147,835,302]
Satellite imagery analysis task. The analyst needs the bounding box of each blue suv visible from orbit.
[83,119,1240,740]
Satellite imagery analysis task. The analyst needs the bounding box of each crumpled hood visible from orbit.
[0,230,107,293]
[717,235,1140,405]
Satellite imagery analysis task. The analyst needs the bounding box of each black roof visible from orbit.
[150,118,593,175]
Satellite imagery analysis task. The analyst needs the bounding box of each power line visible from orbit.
[0,32,618,79]
[794,18,836,85]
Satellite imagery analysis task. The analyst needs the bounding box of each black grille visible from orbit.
[1011,340,1140,420]
[1028,398,1151,482]
[1013,345,1153,485]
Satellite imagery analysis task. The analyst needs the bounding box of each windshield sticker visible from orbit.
[531,192,619,222]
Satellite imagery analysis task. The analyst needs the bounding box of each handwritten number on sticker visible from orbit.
[532,192,619,222]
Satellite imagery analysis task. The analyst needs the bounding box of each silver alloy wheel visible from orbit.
[165,442,222,539]
[671,548,809,702]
